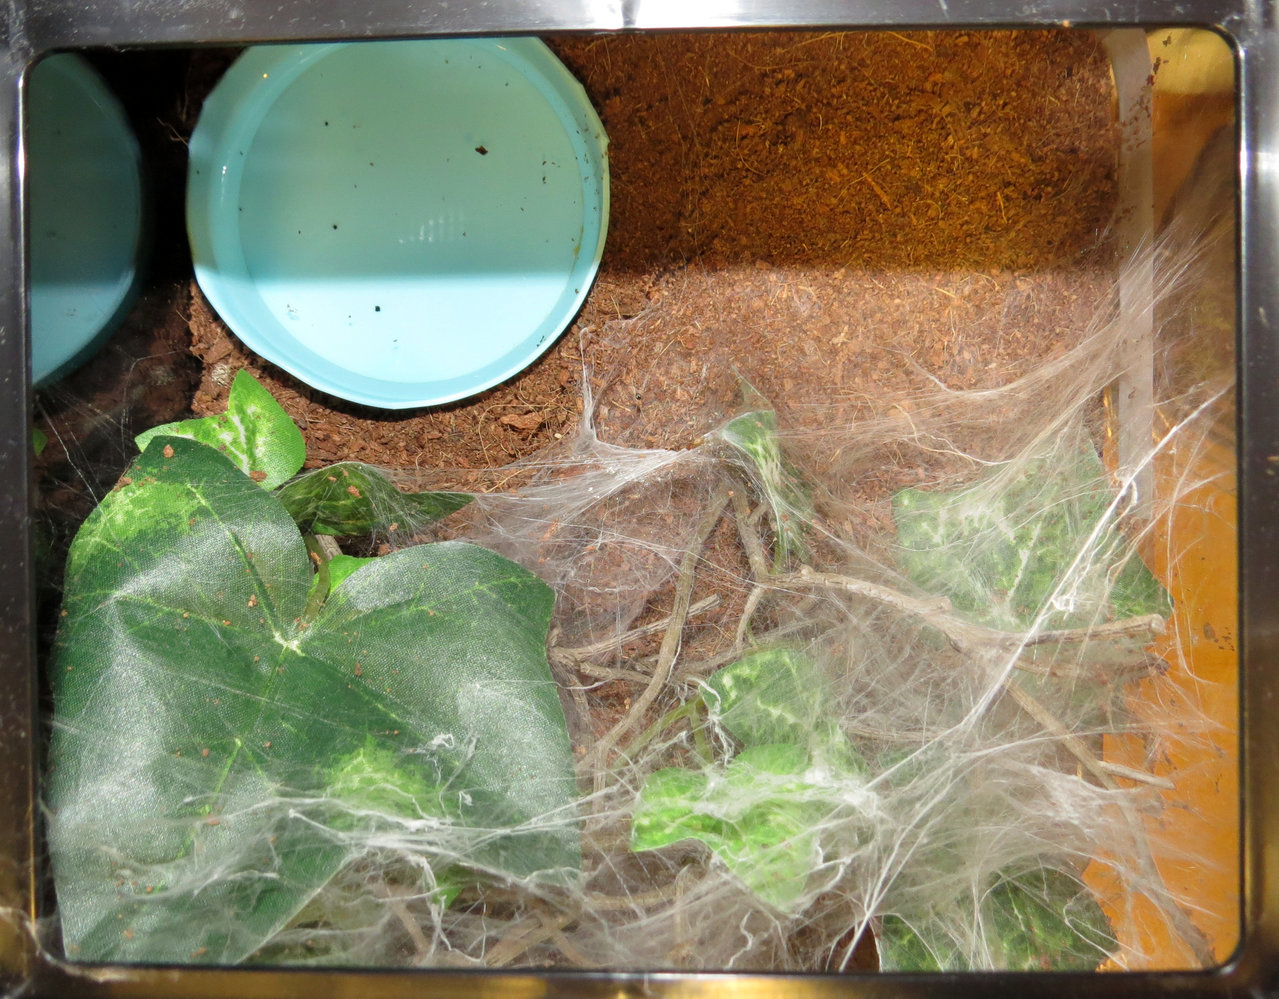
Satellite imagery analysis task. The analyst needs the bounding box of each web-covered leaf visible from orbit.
[719,397,812,568]
[988,867,1117,970]
[277,461,471,536]
[631,744,827,910]
[703,646,863,771]
[892,436,1170,631]
[704,647,823,747]
[134,370,305,490]
[877,867,1116,971]
[877,915,964,972]
[46,437,578,964]
[632,649,873,911]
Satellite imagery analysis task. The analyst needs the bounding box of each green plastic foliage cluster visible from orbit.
[632,744,828,910]
[633,649,1117,969]
[138,371,470,536]
[879,433,1138,970]
[631,648,871,910]
[892,437,1171,631]
[45,372,579,964]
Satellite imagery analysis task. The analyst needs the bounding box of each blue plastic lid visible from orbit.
[27,54,144,387]
[187,39,609,409]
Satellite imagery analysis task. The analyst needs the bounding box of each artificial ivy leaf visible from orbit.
[876,867,1115,971]
[719,395,812,568]
[704,648,825,746]
[321,741,469,907]
[632,744,822,910]
[987,867,1116,971]
[326,553,374,591]
[134,369,305,490]
[46,437,578,964]
[630,767,717,843]
[326,740,455,830]
[892,433,1171,631]
[277,462,471,536]
[877,915,963,972]
[305,543,577,879]
[703,647,866,772]
[632,649,876,911]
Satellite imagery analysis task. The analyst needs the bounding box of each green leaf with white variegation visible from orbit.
[703,646,861,770]
[134,370,305,490]
[632,649,872,911]
[719,394,813,568]
[276,462,471,536]
[891,436,1170,631]
[877,866,1116,971]
[631,744,829,910]
[46,437,578,964]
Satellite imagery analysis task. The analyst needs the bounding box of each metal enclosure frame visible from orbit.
[0,1,1274,996]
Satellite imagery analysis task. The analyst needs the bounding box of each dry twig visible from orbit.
[578,485,732,784]
[552,595,722,672]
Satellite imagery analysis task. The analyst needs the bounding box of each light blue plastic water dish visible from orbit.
[187,39,609,409]
[27,54,145,387]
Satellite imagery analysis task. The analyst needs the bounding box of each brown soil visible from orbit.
[36,29,1119,498]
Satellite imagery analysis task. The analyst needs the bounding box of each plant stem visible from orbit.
[730,483,772,582]
[614,699,696,766]
[606,693,716,776]
[552,595,722,673]
[302,534,332,620]
[782,565,1166,668]
[579,484,732,784]
[372,881,434,960]
[689,697,714,765]
[482,911,565,967]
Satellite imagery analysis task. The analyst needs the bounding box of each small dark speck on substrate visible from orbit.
[475,145,488,155]
[375,306,381,312]
[332,224,339,230]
